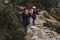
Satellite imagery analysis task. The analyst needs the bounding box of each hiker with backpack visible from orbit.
[32,9,37,25]
[28,7,38,25]
[22,9,31,34]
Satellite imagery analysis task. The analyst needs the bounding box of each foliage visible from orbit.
[0,4,25,40]
[43,21,60,34]
[9,0,58,9]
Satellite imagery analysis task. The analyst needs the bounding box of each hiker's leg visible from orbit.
[33,18,35,25]
[24,25,28,34]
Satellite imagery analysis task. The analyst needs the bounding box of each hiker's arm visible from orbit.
[28,13,32,17]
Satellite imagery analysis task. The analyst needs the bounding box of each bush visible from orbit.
[0,4,25,40]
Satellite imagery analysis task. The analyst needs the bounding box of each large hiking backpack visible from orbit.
[28,9,33,15]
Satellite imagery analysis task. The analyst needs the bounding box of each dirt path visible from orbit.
[25,11,60,40]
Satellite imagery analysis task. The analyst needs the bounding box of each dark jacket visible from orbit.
[32,10,37,19]
[22,12,31,26]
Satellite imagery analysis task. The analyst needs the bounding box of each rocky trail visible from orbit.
[25,11,60,40]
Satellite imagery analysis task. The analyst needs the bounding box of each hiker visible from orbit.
[32,9,37,25]
[22,9,31,34]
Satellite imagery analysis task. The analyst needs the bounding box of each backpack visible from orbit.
[28,9,33,16]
